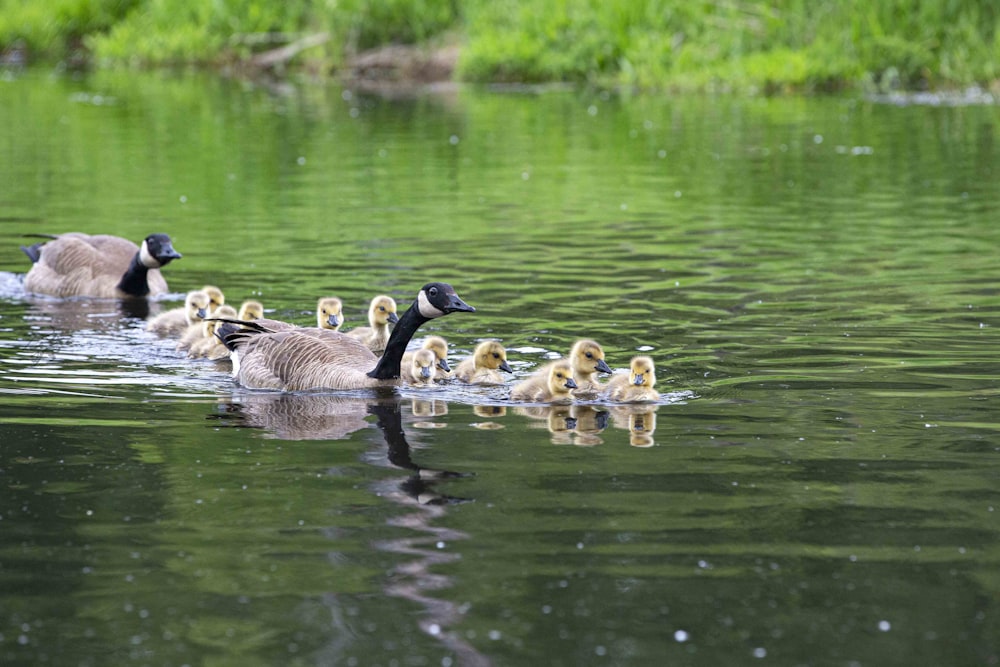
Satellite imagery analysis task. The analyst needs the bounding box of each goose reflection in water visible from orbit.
[214,393,490,665]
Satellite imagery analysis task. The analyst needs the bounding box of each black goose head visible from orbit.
[415,282,476,319]
[141,233,182,268]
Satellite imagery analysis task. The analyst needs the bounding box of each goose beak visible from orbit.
[446,294,476,313]
[565,377,578,389]
[596,359,613,374]
[438,359,452,372]
[388,312,400,325]
[327,315,339,328]
[500,360,514,373]
[157,244,182,265]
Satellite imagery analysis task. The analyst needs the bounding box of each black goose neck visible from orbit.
[368,304,428,380]
[116,252,151,297]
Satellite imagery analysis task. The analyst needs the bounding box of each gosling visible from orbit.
[453,341,514,385]
[603,356,659,402]
[510,360,578,403]
[346,295,398,354]
[146,289,210,337]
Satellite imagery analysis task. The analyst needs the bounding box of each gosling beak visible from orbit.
[565,417,578,429]
[420,366,432,379]
[500,360,514,373]
[196,307,207,319]
[565,377,578,390]
[633,373,645,386]
[388,312,400,325]
[327,314,339,328]
[596,359,613,374]
[437,358,452,373]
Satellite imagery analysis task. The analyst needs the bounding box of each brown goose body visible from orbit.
[21,232,181,298]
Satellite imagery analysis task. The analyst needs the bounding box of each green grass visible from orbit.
[2,0,1000,91]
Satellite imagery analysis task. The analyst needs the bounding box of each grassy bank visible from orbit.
[2,0,999,92]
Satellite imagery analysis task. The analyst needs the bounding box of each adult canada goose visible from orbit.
[188,305,238,359]
[346,295,398,354]
[510,360,578,403]
[402,348,438,385]
[604,356,660,402]
[146,289,209,337]
[237,300,265,321]
[218,282,474,391]
[201,285,225,313]
[453,340,514,385]
[20,232,182,298]
[401,335,451,381]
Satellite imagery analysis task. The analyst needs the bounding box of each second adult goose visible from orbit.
[20,232,182,298]
[219,282,474,391]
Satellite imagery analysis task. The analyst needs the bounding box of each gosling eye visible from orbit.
[585,352,593,359]
[492,353,499,359]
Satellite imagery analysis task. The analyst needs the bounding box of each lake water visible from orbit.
[2,69,1000,666]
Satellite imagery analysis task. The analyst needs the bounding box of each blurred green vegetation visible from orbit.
[2,0,999,91]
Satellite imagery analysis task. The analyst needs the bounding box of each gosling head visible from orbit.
[238,300,264,321]
[367,295,399,326]
[410,348,437,383]
[201,285,225,314]
[570,339,613,376]
[548,360,579,397]
[316,297,343,330]
[423,335,451,372]
[629,356,657,387]
[415,282,476,319]
[138,233,182,268]
[474,340,514,373]
[185,290,210,325]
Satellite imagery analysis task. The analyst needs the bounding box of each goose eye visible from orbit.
[428,287,438,297]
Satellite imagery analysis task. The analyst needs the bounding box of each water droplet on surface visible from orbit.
[878,620,891,632]
[674,629,689,642]
[753,647,767,658]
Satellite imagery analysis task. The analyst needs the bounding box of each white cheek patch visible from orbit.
[417,291,446,319]
[139,240,160,268]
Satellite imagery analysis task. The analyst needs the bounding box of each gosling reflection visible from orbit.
[516,403,659,446]
[611,406,658,447]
